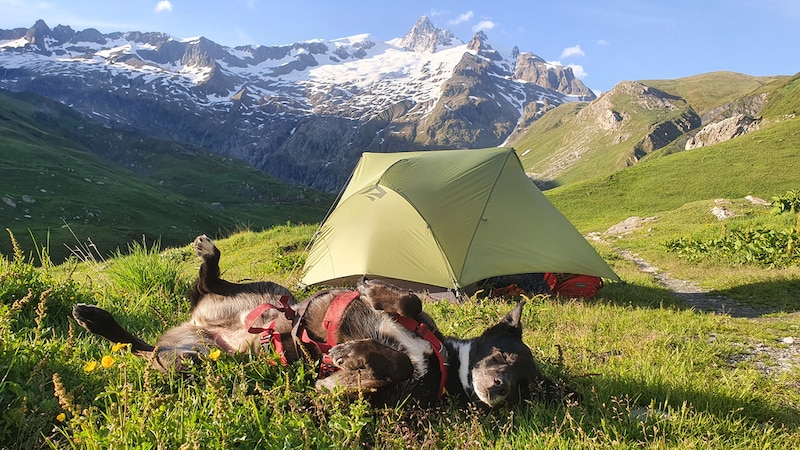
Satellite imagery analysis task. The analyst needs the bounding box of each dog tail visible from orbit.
[72,304,155,356]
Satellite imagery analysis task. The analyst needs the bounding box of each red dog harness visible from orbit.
[244,291,448,400]
[243,294,295,365]
[392,314,449,400]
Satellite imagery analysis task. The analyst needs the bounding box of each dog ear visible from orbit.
[483,301,525,338]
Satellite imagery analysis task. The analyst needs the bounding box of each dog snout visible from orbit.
[489,375,510,397]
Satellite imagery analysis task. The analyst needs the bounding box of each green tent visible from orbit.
[301,147,619,291]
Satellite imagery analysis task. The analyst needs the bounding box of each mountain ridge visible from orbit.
[0,17,594,192]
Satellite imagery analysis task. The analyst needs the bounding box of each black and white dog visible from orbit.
[73,235,578,408]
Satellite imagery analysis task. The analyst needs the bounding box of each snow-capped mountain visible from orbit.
[0,17,595,192]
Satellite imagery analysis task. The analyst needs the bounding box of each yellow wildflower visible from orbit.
[111,342,128,353]
[84,360,98,372]
[208,348,221,361]
[101,355,114,369]
[56,413,66,422]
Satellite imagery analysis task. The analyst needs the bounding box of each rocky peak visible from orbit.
[72,28,105,45]
[466,31,488,51]
[182,37,230,67]
[25,19,52,50]
[465,31,502,61]
[399,16,459,53]
[51,25,75,43]
[513,52,595,99]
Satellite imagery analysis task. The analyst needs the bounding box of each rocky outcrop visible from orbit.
[398,16,460,53]
[685,114,760,149]
[629,110,700,162]
[513,52,595,99]
[701,93,766,125]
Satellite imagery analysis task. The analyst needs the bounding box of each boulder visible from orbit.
[686,114,760,149]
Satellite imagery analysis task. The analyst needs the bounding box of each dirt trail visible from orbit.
[591,216,770,318]
[591,223,798,376]
[614,248,765,318]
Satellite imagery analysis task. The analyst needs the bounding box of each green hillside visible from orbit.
[0,90,333,263]
[511,83,699,188]
[511,72,792,189]
[546,115,800,231]
[642,71,785,117]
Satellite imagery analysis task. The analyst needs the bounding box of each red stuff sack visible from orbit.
[543,273,604,299]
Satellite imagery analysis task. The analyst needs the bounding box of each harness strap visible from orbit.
[321,291,361,348]
[297,290,360,376]
[244,295,294,333]
[393,315,449,400]
[244,295,294,364]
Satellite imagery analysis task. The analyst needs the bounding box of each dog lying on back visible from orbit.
[73,235,578,408]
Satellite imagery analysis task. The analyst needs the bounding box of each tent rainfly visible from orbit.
[301,147,620,292]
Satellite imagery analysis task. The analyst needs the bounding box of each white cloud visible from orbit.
[472,20,496,33]
[596,39,610,46]
[449,11,474,25]
[155,0,173,13]
[560,45,585,59]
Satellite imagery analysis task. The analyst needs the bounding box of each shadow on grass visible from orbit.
[590,279,800,317]
[580,373,800,431]
[712,278,800,314]
[443,367,800,447]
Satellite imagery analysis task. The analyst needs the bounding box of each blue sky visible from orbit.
[1,0,798,92]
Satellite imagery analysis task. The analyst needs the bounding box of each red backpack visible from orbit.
[543,273,604,299]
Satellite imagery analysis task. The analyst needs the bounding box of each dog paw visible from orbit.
[72,303,114,332]
[329,340,369,370]
[193,235,216,258]
[357,279,422,317]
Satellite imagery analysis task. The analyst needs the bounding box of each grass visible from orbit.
[511,71,795,190]
[0,90,333,264]
[543,108,800,312]
[642,72,785,117]
[1,228,799,449]
[547,115,800,232]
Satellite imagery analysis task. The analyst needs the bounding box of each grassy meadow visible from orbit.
[0,90,333,263]
[1,210,799,448]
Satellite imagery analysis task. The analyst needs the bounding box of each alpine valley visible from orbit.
[0,17,595,192]
[2,16,798,262]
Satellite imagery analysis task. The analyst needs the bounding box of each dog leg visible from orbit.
[72,304,155,356]
[329,339,414,375]
[72,304,208,373]
[357,279,422,318]
[190,235,221,307]
[316,339,415,391]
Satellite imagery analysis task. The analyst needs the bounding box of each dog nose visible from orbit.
[489,376,509,397]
